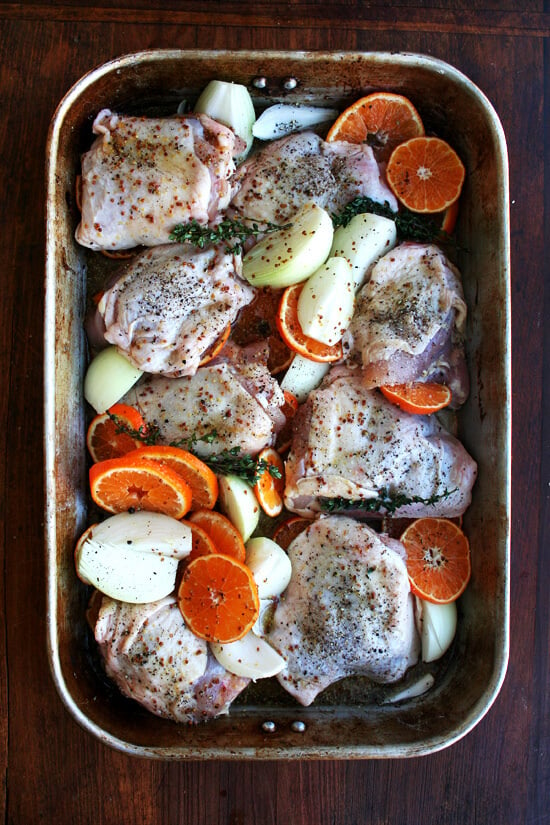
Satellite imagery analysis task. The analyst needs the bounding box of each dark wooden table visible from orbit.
[1,2,548,823]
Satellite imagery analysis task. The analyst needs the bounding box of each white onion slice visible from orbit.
[330,212,397,292]
[217,475,260,542]
[245,536,292,599]
[416,597,458,662]
[84,346,143,413]
[297,256,355,345]
[210,632,286,680]
[252,103,339,140]
[280,355,330,402]
[242,203,333,288]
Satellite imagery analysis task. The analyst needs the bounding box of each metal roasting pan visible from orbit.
[44,50,510,759]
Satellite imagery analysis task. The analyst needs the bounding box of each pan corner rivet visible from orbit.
[261,720,276,733]
[283,77,298,91]
[291,720,306,732]
[252,76,268,89]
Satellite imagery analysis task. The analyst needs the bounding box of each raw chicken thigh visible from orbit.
[230,132,398,225]
[96,243,254,377]
[123,351,287,457]
[266,515,420,706]
[76,109,243,251]
[284,369,477,517]
[342,243,469,406]
[93,594,249,723]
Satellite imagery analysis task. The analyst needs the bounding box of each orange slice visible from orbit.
[275,388,300,453]
[199,323,231,366]
[121,445,218,510]
[277,284,343,363]
[180,519,218,562]
[86,403,146,463]
[177,553,260,643]
[326,92,425,161]
[253,447,285,518]
[400,517,471,604]
[272,516,311,550]
[188,509,246,563]
[380,383,452,415]
[89,455,193,518]
[386,136,465,213]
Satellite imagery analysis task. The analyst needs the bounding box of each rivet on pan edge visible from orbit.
[252,76,268,89]
[291,720,306,732]
[261,720,276,733]
[283,77,298,91]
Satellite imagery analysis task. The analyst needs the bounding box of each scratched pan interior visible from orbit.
[44,50,510,759]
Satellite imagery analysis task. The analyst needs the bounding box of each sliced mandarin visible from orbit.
[380,383,452,415]
[177,553,260,643]
[400,517,471,604]
[277,284,343,363]
[386,136,465,213]
[188,509,246,563]
[86,403,146,463]
[253,447,285,518]
[89,455,193,519]
[122,445,218,510]
[326,92,425,161]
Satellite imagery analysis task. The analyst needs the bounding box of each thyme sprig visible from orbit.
[319,487,456,515]
[109,413,281,486]
[169,217,291,255]
[332,196,452,245]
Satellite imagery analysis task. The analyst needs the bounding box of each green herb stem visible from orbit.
[169,217,291,255]
[319,487,456,515]
[110,413,281,486]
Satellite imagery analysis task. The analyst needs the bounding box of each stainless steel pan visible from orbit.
[45,50,510,758]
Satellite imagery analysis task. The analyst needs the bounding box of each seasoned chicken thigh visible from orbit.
[123,351,287,457]
[266,516,420,706]
[230,132,398,225]
[96,243,254,377]
[76,110,243,251]
[342,243,469,406]
[284,370,477,517]
[93,594,250,723]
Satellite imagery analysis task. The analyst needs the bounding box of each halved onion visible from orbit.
[75,511,191,603]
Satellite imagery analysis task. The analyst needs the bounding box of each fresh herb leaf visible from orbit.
[169,217,291,255]
[319,487,456,515]
[332,196,452,244]
[108,413,281,485]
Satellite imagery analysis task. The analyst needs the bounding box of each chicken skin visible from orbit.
[76,109,243,251]
[230,131,397,225]
[123,350,287,457]
[342,243,469,406]
[266,516,420,706]
[93,594,250,723]
[284,369,477,518]
[96,243,254,377]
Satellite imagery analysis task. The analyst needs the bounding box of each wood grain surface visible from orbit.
[0,2,548,823]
